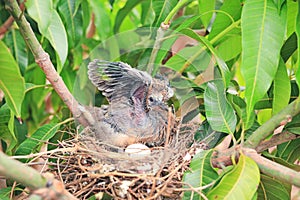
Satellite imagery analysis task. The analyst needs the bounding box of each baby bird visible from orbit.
[87,59,174,147]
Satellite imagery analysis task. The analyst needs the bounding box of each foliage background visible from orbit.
[0,0,300,199]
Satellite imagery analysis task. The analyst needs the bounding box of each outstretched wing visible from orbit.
[88,59,152,103]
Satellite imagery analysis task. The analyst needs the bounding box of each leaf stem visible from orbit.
[147,27,166,75]
[210,19,241,45]
[148,0,191,75]
[179,19,240,75]
[163,0,190,25]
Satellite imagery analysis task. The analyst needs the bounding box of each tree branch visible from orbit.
[4,0,90,126]
[0,152,46,189]
[243,148,300,187]
[244,97,300,149]
[0,152,77,199]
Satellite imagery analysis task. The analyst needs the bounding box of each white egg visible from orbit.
[125,143,151,158]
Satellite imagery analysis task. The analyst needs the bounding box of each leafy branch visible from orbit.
[2,0,92,196]
[211,97,300,186]
[4,0,90,127]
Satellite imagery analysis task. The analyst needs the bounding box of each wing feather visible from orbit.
[88,59,152,103]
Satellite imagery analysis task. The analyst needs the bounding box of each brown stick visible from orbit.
[0,16,14,37]
[0,3,25,37]
[256,131,299,153]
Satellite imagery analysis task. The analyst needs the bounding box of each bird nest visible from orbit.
[45,122,206,199]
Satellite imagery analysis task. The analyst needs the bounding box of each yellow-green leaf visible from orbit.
[0,41,25,118]
[241,0,286,123]
[207,153,260,199]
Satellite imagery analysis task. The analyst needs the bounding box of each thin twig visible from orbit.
[148,161,187,200]
[0,2,25,37]
[12,147,78,159]
[10,181,17,200]
[256,131,299,153]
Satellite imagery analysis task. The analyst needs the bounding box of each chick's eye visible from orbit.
[149,96,154,102]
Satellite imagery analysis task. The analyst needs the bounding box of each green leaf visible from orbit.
[179,28,231,86]
[272,0,286,13]
[183,149,218,199]
[4,29,28,74]
[286,0,298,37]
[44,10,68,69]
[276,138,300,163]
[89,0,112,40]
[207,153,260,199]
[285,127,300,135]
[204,80,237,134]
[295,2,300,86]
[81,0,92,32]
[141,1,155,26]
[229,95,255,130]
[152,0,178,27]
[114,0,144,33]
[263,153,300,171]
[165,45,211,72]
[0,187,11,200]
[0,105,17,153]
[209,0,243,40]
[196,121,227,148]
[272,58,291,115]
[154,15,203,66]
[286,1,298,37]
[257,108,272,125]
[57,0,83,48]
[0,187,23,200]
[176,15,202,31]
[73,64,95,105]
[26,0,53,34]
[198,0,215,29]
[241,0,286,123]
[280,32,297,62]
[61,62,76,91]
[0,41,25,118]
[217,35,242,61]
[257,174,290,200]
[24,65,47,109]
[285,113,300,135]
[15,123,60,162]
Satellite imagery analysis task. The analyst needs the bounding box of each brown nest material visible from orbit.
[42,111,207,199]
